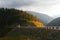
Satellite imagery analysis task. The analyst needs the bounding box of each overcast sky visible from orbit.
[0,0,60,18]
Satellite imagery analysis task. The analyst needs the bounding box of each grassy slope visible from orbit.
[0,28,60,40]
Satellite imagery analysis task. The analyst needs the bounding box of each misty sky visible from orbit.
[0,0,60,18]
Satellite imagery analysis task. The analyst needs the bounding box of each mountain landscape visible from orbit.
[27,11,53,25]
[0,8,60,40]
[0,8,45,37]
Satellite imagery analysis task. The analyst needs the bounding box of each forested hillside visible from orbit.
[0,8,60,40]
[0,8,44,37]
[0,8,44,28]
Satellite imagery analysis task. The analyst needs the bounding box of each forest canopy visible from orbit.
[0,8,40,28]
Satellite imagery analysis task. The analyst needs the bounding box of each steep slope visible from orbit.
[18,11,44,27]
[46,17,60,26]
[0,8,44,28]
[0,8,44,37]
[27,11,53,25]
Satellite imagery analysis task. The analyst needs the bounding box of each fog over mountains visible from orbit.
[27,11,53,25]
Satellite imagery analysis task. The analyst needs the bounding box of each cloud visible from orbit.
[18,0,60,18]
[0,0,59,8]
[0,0,34,8]
[0,0,60,18]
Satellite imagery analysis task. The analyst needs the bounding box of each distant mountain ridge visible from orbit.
[46,17,60,26]
[27,11,53,25]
